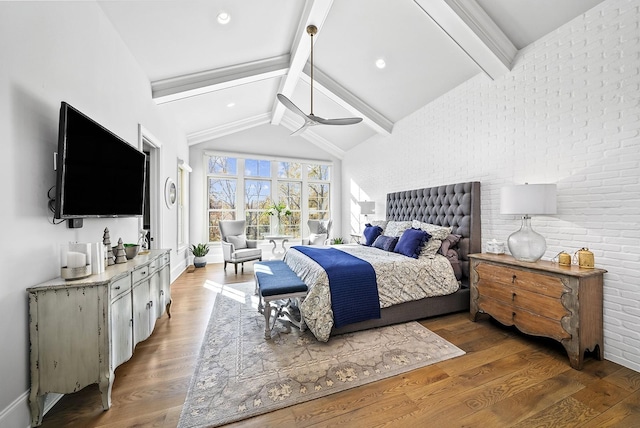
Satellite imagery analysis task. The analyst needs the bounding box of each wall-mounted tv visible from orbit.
[54,102,146,219]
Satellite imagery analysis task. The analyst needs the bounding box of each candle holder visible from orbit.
[60,243,92,280]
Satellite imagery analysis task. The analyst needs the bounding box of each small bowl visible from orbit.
[124,245,140,260]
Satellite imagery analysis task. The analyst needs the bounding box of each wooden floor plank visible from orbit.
[37,262,639,427]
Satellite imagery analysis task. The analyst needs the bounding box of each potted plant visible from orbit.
[190,243,210,268]
[331,237,344,245]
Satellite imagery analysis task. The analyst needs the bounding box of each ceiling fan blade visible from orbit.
[276,25,363,133]
[310,115,363,126]
[290,119,317,136]
[277,94,309,121]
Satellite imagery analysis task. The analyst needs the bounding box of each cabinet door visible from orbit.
[149,271,160,329]
[132,279,151,347]
[159,263,170,315]
[110,292,133,369]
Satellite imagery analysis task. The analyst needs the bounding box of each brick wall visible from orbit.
[342,0,640,371]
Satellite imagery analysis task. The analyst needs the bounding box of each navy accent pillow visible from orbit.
[394,228,431,258]
[372,235,399,252]
[362,223,383,246]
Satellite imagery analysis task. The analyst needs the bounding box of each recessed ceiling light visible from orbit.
[375,58,386,69]
[217,12,231,25]
[226,102,235,108]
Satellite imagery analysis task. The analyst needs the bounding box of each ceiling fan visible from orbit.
[277,24,363,136]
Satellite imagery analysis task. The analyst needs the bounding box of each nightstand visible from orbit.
[469,253,606,370]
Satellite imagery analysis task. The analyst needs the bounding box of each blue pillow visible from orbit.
[362,223,383,246]
[372,235,399,252]
[394,228,431,258]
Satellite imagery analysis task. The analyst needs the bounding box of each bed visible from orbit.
[283,181,481,341]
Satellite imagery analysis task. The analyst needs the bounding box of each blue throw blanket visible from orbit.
[292,246,380,328]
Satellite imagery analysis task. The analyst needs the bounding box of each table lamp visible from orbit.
[358,201,375,221]
[500,183,557,262]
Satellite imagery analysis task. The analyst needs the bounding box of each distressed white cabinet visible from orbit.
[28,250,171,427]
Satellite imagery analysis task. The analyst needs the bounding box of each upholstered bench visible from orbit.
[254,260,308,340]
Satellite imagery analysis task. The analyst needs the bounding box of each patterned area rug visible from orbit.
[178,281,465,428]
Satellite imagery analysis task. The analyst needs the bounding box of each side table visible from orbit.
[263,235,293,259]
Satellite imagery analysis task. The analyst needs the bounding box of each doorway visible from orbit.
[138,125,162,250]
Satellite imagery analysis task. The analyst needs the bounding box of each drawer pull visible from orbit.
[512,274,517,284]
[114,286,121,290]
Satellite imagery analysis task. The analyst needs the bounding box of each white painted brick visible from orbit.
[342,0,640,372]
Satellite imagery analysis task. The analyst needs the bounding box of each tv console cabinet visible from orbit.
[27,249,171,427]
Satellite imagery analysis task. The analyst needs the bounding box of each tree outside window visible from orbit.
[205,155,331,242]
[207,156,237,241]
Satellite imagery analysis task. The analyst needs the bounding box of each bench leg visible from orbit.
[263,300,274,340]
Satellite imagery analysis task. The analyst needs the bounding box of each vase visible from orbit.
[194,256,207,268]
[273,215,284,235]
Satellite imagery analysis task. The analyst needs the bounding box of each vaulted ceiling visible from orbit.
[98,0,604,158]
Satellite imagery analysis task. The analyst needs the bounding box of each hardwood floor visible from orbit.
[39,263,640,427]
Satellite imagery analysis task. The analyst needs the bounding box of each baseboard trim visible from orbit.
[0,390,30,428]
[0,390,64,428]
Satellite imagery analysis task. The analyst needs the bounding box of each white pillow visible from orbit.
[308,233,327,245]
[227,234,247,249]
[411,220,452,240]
[385,221,412,237]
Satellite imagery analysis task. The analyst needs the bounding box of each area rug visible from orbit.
[178,280,465,428]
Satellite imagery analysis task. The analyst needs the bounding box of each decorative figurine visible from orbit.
[114,238,127,264]
[103,227,115,266]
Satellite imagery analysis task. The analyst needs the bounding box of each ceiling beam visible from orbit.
[414,0,517,79]
[151,55,290,104]
[300,64,393,135]
[270,0,334,126]
[187,113,272,145]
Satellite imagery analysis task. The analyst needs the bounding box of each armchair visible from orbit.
[219,220,262,274]
[302,219,333,245]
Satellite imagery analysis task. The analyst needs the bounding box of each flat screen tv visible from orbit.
[54,102,146,219]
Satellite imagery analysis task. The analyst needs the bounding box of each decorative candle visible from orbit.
[67,251,86,269]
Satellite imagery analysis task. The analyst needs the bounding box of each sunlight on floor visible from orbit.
[203,279,260,309]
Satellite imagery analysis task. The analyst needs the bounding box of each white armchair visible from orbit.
[302,219,333,245]
[219,220,262,274]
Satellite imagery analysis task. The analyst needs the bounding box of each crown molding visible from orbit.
[187,113,271,145]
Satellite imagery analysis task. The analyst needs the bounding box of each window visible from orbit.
[244,159,271,240]
[207,156,237,242]
[205,154,331,243]
[277,162,302,236]
[308,164,330,220]
[177,160,192,252]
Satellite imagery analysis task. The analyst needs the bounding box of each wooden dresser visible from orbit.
[469,253,606,370]
[27,250,171,426]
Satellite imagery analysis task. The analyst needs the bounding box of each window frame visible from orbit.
[204,151,333,244]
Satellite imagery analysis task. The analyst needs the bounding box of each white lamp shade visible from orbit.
[500,184,557,215]
[358,201,375,215]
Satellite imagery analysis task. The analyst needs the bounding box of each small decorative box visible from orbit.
[486,239,505,254]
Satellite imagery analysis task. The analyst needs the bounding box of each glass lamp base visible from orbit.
[507,216,547,262]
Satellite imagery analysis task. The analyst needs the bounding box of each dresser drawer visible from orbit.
[110,275,131,300]
[476,279,570,321]
[477,295,571,341]
[131,265,150,284]
[476,263,566,298]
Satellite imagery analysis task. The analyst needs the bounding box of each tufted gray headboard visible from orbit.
[386,181,481,285]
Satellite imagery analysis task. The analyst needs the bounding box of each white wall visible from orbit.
[0,2,189,426]
[189,124,342,263]
[342,0,640,372]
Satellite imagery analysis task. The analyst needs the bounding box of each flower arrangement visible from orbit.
[266,202,292,219]
[267,202,292,234]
